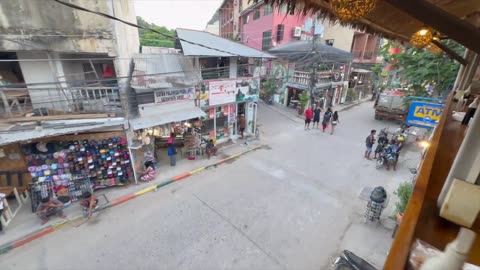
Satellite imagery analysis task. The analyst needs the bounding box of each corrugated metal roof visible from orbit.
[131,53,202,89]
[176,28,275,58]
[269,40,353,63]
[0,118,126,146]
[129,106,206,130]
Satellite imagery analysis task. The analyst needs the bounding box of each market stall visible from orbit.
[21,132,133,201]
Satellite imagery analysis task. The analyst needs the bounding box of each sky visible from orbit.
[134,0,222,30]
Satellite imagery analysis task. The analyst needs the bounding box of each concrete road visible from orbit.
[0,102,420,270]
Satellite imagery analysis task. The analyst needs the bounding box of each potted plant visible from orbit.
[298,91,309,115]
[261,79,276,105]
[393,181,414,224]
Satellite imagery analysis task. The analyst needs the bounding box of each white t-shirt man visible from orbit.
[0,192,5,210]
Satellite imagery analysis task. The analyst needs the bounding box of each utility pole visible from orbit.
[309,19,318,109]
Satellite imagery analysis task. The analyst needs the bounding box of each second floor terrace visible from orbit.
[288,70,347,88]
[0,86,123,121]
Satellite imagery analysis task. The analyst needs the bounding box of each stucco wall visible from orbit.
[0,0,139,59]
[321,21,354,52]
[241,4,311,51]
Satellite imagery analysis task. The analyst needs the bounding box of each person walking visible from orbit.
[238,114,246,139]
[322,107,333,132]
[0,192,5,233]
[313,105,321,129]
[304,106,313,130]
[167,132,177,166]
[330,111,339,135]
[365,129,376,160]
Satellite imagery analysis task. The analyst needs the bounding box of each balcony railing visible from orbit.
[352,50,378,62]
[0,86,123,119]
[289,70,344,86]
[201,68,229,80]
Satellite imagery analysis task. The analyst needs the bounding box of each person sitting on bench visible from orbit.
[206,139,218,159]
[36,197,66,225]
[80,192,98,219]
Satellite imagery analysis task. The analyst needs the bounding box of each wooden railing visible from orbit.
[384,93,480,269]
[289,70,341,86]
[0,86,123,119]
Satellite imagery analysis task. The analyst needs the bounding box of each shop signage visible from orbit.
[209,80,237,106]
[155,87,195,104]
[209,108,215,119]
[406,101,444,128]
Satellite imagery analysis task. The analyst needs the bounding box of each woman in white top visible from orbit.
[462,96,478,125]
[0,192,5,232]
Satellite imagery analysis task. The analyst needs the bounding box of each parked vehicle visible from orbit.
[376,146,398,170]
[374,90,407,121]
[332,250,378,270]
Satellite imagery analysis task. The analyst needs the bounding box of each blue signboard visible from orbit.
[406,101,444,128]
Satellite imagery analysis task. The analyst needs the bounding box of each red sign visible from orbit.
[223,106,229,116]
[209,108,215,119]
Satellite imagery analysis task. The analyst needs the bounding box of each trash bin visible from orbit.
[364,186,387,222]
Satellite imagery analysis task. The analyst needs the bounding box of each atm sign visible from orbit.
[406,101,444,128]
[413,106,443,121]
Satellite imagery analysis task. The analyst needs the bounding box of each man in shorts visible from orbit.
[36,197,66,225]
[238,114,246,139]
[313,104,321,129]
[365,129,376,160]
[80,192,98,219]
[304,106,313,130]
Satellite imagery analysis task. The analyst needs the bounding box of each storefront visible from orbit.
[128,99,207,172]
[1,131,133,211]
[197,77,260,142]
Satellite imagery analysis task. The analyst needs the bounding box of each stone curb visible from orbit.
[0,145,263,256]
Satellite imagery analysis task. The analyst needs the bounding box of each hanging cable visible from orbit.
[52,0,270,58]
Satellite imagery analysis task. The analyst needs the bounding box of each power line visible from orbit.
[52,0,258,58]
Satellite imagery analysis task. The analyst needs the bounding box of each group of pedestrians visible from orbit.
[364,129,401,171]
[304,104,339,135]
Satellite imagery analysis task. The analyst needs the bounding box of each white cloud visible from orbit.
[134,0,222,30]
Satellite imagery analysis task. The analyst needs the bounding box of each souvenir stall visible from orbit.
[22,132,133,211]
[130,117,205,167]
[198,77,260,142]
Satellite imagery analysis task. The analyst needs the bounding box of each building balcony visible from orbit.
[0,86,123,120]
[352,50,382,64]
[288,70,345,87]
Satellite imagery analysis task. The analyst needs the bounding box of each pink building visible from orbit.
[240,3,313,51]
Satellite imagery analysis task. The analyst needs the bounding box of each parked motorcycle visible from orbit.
[332,250,378,270]
[376,147,398,169]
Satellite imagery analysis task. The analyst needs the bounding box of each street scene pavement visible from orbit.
[0,101,421,270]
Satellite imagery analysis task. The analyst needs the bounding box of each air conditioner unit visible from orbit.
[293,27,302,37]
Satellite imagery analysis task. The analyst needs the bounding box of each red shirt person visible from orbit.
[304,107,313,130]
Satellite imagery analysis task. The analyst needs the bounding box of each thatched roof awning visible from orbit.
[261,0,480,53]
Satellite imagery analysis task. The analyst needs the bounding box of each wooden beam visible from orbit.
[385,0,480,54]
[432,40,468,66]
[0,113,114,123]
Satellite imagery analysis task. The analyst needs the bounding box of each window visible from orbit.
[243,15,249,24]
[279,4,288,14]
[264,5,273,15]
[262,30,272,51]
[276,24,284,42]
[253,10,260,20]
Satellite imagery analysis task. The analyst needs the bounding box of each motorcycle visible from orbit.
[332,250,378,270]
[376,147,398,169]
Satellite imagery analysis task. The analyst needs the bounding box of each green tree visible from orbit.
[137,16,176,48]
[381,40,464,97]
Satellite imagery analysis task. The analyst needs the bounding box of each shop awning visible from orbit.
[129,106,206,130]
[0,118,126,146]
